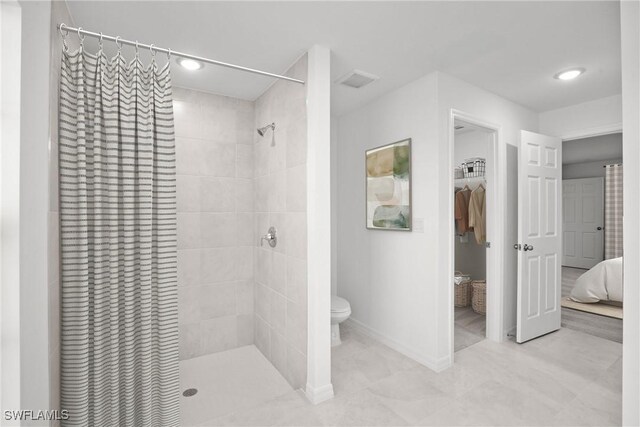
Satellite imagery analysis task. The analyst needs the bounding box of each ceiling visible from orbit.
[563,133,622,164]
[66,1,622,116]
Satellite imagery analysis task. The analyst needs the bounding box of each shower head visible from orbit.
[257,123,275,137]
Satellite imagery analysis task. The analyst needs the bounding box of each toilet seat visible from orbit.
[331,295,351,314]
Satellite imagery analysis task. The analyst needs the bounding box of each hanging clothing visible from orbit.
[469,185,486,244]
[455,188,473,234]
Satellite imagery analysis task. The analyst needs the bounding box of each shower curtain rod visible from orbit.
[58,23,306,85]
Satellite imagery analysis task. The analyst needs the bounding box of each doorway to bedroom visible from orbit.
[560,132,623,343]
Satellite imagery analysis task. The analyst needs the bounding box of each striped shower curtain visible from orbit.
[59,48,180,426]
[605,164,623,259]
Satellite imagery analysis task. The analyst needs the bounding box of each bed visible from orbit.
[570,257,623,304]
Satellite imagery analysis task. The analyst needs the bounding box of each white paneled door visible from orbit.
[516,131,562,343]
[562,178,604,269]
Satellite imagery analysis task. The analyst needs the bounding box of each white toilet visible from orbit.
[331,295,351,346]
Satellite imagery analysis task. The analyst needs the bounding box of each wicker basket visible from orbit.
[471,280,487,314]
[454,272,472,307]
[462,158,486,178]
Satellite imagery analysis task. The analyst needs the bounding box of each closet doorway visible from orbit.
[452,118,497,352]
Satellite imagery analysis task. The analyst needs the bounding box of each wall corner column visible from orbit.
[305,44,334,405]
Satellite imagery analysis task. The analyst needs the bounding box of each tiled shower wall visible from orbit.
[254,54,308,389]
[174,87,256,360]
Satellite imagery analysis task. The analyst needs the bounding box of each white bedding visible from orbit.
[570,257,623,303]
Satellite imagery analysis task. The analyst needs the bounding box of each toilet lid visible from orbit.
[331,295,350,313]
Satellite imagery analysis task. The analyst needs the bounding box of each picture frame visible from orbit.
[365,138,412,231]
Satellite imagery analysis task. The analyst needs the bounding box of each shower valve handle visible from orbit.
[261,227,277,248]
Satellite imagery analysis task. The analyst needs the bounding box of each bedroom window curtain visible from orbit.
[59,46,179,426]
[604,164,623,259]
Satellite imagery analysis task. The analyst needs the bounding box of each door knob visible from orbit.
[597,226,603,231]
[523,244,534,251]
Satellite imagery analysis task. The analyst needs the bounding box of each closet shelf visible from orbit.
[454,176,486,182]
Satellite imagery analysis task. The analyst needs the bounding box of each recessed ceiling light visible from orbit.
[554,68,585,80]
[177,58,203,71]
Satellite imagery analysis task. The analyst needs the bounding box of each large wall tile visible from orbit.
[286,257,307,305]
[199,282,237,320]
[177,212,201,249]
[200,213,237,248]
[201,105,237,143]
[270,251,287,296]
[286,165,307,212]
[269,171,287,213]
[201,316,238,354]
[269,135,287,174]
[255,283,272,324]
[286,346,307,390]
[237,213,255,247]
[271,292,287,336]
[252,55,308,388]
[270,331,288,375]
[237,314,254,346]
[286,121,307,168]
[201,248,238,283]
[236,247,254,281]
[179,322,203,360]
[202,142,236,177]
[286,300,308,355]
[236,145,254,178]
[178,249,201,287]
[236,179,254,213]
[254,176,269,213]
[256,247,272,286]
[285,213,307,260]
[236,280,254,315]
[177,175,202,212]
[176,137,207,175]
[255,315,271,359]
[200,177,235,212]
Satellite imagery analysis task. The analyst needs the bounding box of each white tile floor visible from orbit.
[190,323,622,426]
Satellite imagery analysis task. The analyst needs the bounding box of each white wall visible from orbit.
[539,94,622,139]
[621,1,640,425]
[337,72,441,368]
[18,0,52,421]
[337,71,538,368]
[1,0,23,416]
[330,117,338,297]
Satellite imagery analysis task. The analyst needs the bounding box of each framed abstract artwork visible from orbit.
[365,138,412,230]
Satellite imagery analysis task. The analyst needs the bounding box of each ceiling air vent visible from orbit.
[336,70,379,89]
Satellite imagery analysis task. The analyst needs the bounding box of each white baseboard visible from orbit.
[304,383,334,405]
[345,318,451,372]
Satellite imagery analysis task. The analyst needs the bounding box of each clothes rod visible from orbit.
[603,163,623,168]
[58,23,305,85]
